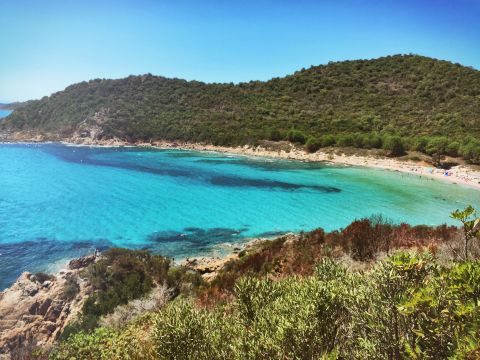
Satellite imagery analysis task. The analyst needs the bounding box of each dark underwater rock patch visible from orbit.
[40,144,341,193]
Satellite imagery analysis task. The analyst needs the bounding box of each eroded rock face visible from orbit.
[0,256,95,358]
[68,253,96,270]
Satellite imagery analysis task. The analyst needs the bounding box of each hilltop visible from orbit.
[0,102,25,110]
[2,54,480,162]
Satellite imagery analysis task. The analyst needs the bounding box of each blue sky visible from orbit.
[1,0,479,102]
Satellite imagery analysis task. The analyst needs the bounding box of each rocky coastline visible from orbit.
[0,254,97,358]
[0,235,268,357]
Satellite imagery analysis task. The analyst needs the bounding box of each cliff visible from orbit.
[0,255,96,358]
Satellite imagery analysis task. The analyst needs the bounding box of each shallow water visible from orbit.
[0,109,12,118]
[0,143,479,289]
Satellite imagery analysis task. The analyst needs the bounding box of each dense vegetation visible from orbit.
[15,207,470,359]
[61,248,203,339]
[51,254,480,360]
[3,55,480,163]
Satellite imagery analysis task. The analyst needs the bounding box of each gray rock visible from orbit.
[22,284,38,297]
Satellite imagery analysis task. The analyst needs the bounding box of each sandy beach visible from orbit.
[3,134,480,190]
[144,141,480,190]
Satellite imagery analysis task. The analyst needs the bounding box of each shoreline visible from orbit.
[3,136,480,190]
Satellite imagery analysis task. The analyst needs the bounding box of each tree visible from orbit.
[426,137,448,167]
[383,136,405,156]
[451,206,480,260]
[320,135,336,147]
[287,130,306,144]
[305,137,321,153]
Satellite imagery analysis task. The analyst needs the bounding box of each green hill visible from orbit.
[2,54,480,161]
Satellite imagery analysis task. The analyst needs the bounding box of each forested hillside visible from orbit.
[2,55,480,161]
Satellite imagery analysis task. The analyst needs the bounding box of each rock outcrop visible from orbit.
[0,255,96,358]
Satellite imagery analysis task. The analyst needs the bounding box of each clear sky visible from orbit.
[1,0,479,102]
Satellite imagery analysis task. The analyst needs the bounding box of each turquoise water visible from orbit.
[0,143,479,289]
[0,109,12,118]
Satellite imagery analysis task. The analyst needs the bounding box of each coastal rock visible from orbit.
[183,255,239,281]
[68,253,96,270]
[0,256,95,358]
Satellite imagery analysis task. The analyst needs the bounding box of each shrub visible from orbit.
[287,130,306,144]
[268,129,282,141]
[425,136,448,156]
[446,141,460,157]
[61,249,202,337]
[459,139,480,164]
[383,135,405,156]
[414,137,429,153]
[343,219,378,260]
[364,134,383,149]
[55,250,480,359]
[352,133,366,148]
[152,300,239,360]
[99,284,173,329]
[400,261,480,359]
[305,137,321,153]
[51,324,152,360]
[320,134,336,147]
[337,134,355,147]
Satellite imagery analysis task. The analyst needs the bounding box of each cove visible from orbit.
[0,143,478,289]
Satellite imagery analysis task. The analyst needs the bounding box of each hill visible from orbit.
[0,102,25,110]
[2,54,480,162]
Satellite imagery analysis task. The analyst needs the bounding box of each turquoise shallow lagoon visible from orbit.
[1,143,479,289]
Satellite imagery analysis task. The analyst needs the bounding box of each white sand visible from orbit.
[147,141,480,191]
[6,135,480,190]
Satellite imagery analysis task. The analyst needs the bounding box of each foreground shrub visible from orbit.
[400,261,480,359]
[51,317,156,360]
[99,284,173,329]
[63,248,203,337]
[54,251,480,359]
[152,300,241,360]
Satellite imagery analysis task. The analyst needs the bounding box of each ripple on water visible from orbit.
[0,143,479,289]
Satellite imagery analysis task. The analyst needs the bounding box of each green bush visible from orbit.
[337,134,355,147]
[152,300,240,360]
[62,248,203,338]
[425,136,448,156]
[305,137,321,153]
[320,134,336,147]
[55,251,480,359]
[268,129,283,141]
[287,130,306,144]
[383,135,405,156]
[460,138,480,164]
[364,134,383,149]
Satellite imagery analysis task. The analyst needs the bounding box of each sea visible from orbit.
[0,143,478,289]
[0,109,12,118]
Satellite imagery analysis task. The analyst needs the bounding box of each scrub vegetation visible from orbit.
[21,207,480,359]
[3,55,480,163]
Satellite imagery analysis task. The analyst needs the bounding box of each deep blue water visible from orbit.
[0,143,479,289]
